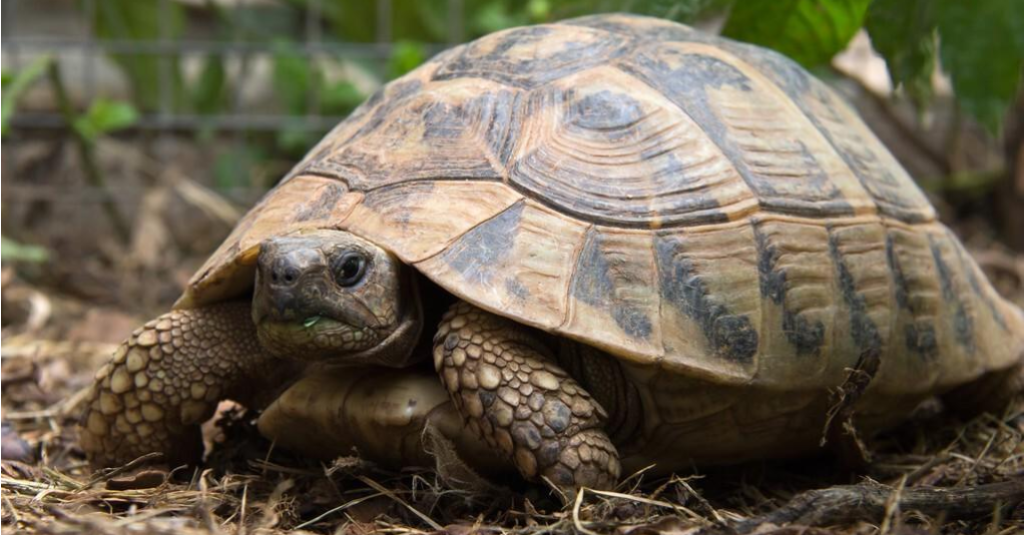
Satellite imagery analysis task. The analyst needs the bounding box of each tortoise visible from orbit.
[80,13,1024,496]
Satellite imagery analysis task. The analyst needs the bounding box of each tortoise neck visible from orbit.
[556,340,644,446]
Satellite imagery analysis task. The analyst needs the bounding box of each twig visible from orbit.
[83,452,165,489]
[45,61,132,244]
[291,490,387,531]
[674,476,726,524]
[572,488,600,535]
[878,475,906,535]
[691,479,1024,534]
[356,475,443,531]
[899,454,952,486]
[586,488,710,525]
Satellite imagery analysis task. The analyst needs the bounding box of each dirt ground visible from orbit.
[2,229,1023,534]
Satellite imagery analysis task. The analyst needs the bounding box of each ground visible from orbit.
[1,242,1023,534]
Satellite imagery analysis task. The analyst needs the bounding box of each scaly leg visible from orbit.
[79,302,294,468]
[432,302,620,497]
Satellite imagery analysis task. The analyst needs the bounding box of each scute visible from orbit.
[182,14,1023,390]
[566,13,936,224]
[432,24,633,88]
[507,65,755,227]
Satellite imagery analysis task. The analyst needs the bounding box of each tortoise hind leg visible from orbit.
[79,302,294,468]
[433,302,621,498]
[941,360,1024,418]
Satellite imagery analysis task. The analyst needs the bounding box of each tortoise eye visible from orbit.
[332,252,368,287]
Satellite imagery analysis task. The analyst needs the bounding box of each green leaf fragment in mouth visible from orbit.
[303,316,322,329]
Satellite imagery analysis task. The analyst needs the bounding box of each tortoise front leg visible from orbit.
[79,302,294,468]
[433,302,621,497]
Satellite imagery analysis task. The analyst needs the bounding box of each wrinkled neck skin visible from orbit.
[333,271,424,368]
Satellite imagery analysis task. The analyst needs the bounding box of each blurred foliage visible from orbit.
[72,98,139,142]
[214,144,271,191]
[192,55,229,115]
[90,0,186,111]
[932,0,1024,135]
[388,41,428,79]
[1,237,50,263]
[1,56,51,138]
[271,40,364,156]
[867,0,1024,134]
[722,0,872,67]
[864,0,936,111]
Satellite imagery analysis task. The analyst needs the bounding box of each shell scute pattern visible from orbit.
[181,15,1023,391]
[566,13,935,224]
[507,65,753,227]
[752,220,831,367]
[432,24,633,89]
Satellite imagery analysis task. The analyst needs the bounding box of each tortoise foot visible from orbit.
[433,302,621,499]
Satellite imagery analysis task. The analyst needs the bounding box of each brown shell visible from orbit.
[178,14,1024,393]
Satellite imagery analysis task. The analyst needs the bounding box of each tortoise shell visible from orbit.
[178,14,1024,397]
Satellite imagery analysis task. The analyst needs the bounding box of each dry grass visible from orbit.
[2,266,1023,535]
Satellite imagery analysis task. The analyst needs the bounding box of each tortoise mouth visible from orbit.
[256,316,382,360]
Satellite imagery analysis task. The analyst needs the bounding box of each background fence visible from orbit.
[1,0,479,203]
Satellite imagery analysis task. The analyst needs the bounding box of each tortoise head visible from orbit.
[252,230,422,366]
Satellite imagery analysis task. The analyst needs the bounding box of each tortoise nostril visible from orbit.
[270,263,301,286]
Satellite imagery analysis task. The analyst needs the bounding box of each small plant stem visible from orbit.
[46,61,132,244]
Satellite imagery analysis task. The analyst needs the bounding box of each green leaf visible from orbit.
[607,0,732,22]
[1,56,51,137]
[471,1,532,34]
[722,0,872,67]
[1,237,49,263]
[91,0,186,111]
[388,41,426,79]
[213,145,269,190]
[192,55,228,115]
[865,0,936,109]
[276,126,316,158]
[308,0,450,43]
[72,99,139,142]
[321,80,364,116]
[272,40,321,115]
[935,0,1024,135]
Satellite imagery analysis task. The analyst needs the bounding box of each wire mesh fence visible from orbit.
[2,0,467,127]
[0,0,486,308]
[1,0,468,211]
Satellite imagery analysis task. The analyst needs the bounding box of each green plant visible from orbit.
[1,56,51,137]
[47,62,135,243]
[388,41,427,79]
[722,0,873,68]
[271,40,365,157]
[866,0,1024,134]
[91,0,186,112]
[72,98,139,142]
[0,237,50,263]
